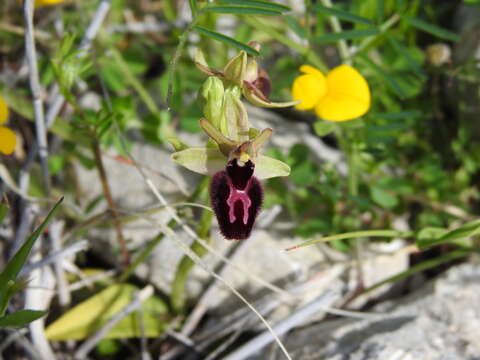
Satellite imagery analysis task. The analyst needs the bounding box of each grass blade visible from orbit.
[315,4,374,25]
[362,249,470,294]
[417,219,480,250]
[0,197,63,316]
[193,26,260,56]
[403,15,460,42]
[0,310,47,328]
[218,0,290,12]
[315,29,379,43]
[285,230,412,251]
[204,5,282,16]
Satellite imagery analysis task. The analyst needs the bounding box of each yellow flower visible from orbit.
[0,96,16,155]
[34,0,65,7]
[292,64,371,122]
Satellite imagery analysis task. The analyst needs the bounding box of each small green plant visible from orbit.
[0,197,63,329]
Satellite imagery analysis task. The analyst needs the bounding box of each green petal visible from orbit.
[254,155,290,179]
[171,147,226,176]
[243,87,300,108]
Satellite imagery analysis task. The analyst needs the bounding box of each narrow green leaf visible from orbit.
[188,0,197,16]
[0,202,8,225]
[417,219,480,249]
[359,55,406,98]
[386,34,426,77]
[219,0,290,12]
[0,310,47,328]
[315,5,374,25]
[315,29,379,43]
[285,15,307,39]
[362,249,470,294]
[0,197,63,316]
[403,15,460,42]
[192,26,260,56]
[205,5,282,16]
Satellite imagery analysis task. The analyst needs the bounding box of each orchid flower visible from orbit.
[171,46,297,240]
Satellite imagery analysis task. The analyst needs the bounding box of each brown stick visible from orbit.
[92,138,129,267]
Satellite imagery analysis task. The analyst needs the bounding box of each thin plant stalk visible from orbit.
[92,138,129,267]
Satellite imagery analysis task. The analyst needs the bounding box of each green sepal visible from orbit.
[254,155,291,179]
[171,147,226,176]
[199,118,237,156]
[223,51,247,85]
[167,137,189,152]
[242,86,300,108]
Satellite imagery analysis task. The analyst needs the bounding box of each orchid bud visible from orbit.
[224,89,249,143]
[200,77,225,129]
[223,51,247,85]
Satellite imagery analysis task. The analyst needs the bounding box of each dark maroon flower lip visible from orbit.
[210,159,263,240]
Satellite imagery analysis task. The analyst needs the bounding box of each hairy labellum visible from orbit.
[210,159,263,240]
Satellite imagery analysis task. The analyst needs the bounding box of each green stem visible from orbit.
[347,129,359,197]
[348,13,401,59]
[166,15,201,110]
[285,229,413,251]
[320,0,351,64]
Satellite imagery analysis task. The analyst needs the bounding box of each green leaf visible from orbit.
[0,310,47,328]
[417,219,480,250]
[362,249,470,294]
[416,227,448,248]
[218,0,290,12]
[315,29,379,43]
[370,186,398,209]
[313,120,335,136]
[403,15,460,42]
[0,202,8,225]
[0,197,63,316]
[192,26,260,56]
[315,5,374,25]
[386,34,426,78]
[360,55,406,98]
[290,161,316,186]
[204,5,282,16]
[189,0,198,16]
[171,147,226,176]
[45,284,167,340]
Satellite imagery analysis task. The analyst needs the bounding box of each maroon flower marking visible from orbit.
[210,159,263,240]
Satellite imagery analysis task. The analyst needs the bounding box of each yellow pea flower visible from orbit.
[34,0,66,8]
[292,64,371,122]
[0,96,16,155]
